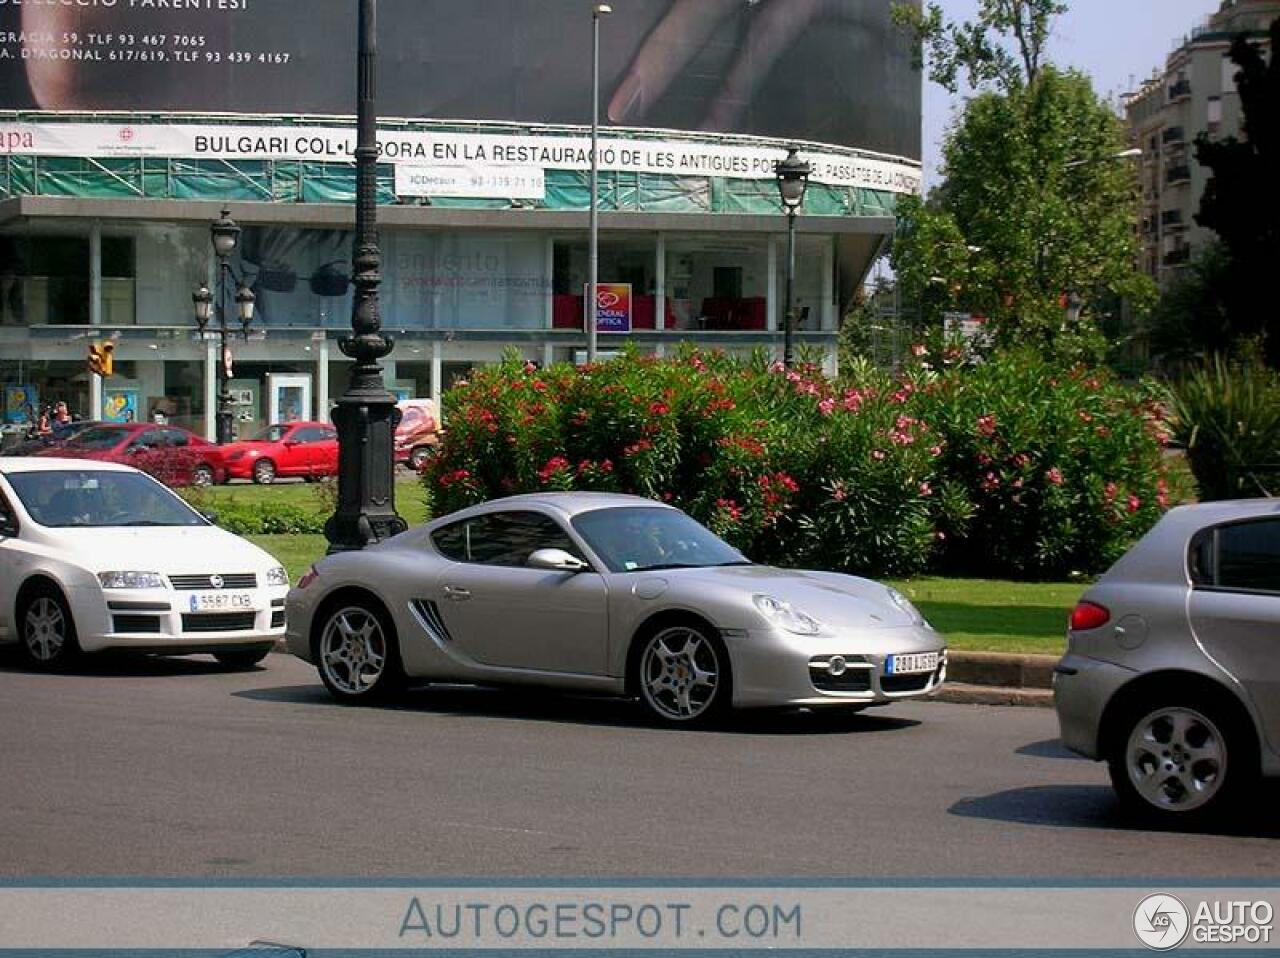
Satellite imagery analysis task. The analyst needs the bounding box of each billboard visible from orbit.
[0,0,922,159]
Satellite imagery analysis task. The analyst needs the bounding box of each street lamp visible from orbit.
[774,147,811,368]
[323,0,407,553]
[586,2,612,364]
[1063,147,1142,169]
[192,207,256,445]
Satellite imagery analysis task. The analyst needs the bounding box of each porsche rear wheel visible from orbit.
[635,624,730,726]
[252,459,277,484]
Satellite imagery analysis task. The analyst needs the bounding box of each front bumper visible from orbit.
[727,626,947,708]
[74,584,289,654]
[1052,652,1137,760]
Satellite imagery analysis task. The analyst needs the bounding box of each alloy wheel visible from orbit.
[253,459,276,484]
[24,596,67,663]
[319,606,388,696]
[639,627,721,722]
[190,464,214,488]
[1126,706,1227,813]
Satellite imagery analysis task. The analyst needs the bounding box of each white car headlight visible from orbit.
[886,586,927,626]
[265,566,290,588]
[98,571,165,590]
[752,593,823,635]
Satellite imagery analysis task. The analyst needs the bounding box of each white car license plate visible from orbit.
[191,592,254,612]
[886,652,939,675]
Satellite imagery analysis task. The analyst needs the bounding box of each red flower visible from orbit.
[649,401,670,417]
[977,415,997,437]
[1127,494,1141,514]
[1046,467,1064,486]
[537,456,571,482]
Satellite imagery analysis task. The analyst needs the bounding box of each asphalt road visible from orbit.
[1,651,1276,878]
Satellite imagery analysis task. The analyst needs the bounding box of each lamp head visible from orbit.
[774,147,811,212]
[235,284,256,333]
[191,283,213,331]
[210,207,241,259]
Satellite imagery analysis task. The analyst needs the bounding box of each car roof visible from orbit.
[0,457,139,475]
[436,492,674,524]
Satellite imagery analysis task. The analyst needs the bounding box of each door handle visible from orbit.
[443,585,471,602]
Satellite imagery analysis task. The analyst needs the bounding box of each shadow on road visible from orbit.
[0,648,253,678]
[1016,738,1088,761]
[233,682,921,736]
[950,784,1280,838]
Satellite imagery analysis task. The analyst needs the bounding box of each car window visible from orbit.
[431,511,581,566]
[0,489,17,535]
[63,425,129,450]
[129,429,166,450]
[292,427,327,443]
[1215,519,1280,593]
[163,429,189,448]
[5,469,206,528]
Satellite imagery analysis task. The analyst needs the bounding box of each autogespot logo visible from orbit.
[1134,894,1191,950]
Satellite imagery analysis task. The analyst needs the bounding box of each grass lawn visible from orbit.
[190,475,432,526]
[888,577,1082,656]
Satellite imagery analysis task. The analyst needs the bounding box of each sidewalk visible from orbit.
[932,651,1058,707]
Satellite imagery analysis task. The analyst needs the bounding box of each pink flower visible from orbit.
[1012,453,1030,469]
[1077,410,1093,423]
[977,415,997,437]
[935,530,947,541]
[523,361,537,374]
[1127,494,1141,514]
[919,482,933,497]
[871,449,886,461]
[911,343,928,357]
[649,401,670,416]
[831,482,847,502]
[537,456,571,482]
[818,397,836,416]
[777,473,800,494]
[929,444,943,458]
[1046,467,1064,486]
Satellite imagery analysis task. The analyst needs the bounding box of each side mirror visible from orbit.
[527,548,588,573]
[283,440,299,448]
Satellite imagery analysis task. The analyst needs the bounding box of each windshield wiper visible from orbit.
[629,562,705,572]
[713,560,754,567]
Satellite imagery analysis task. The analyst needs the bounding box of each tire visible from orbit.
[408,446,430,471]
[632,622,731,727]
[190,463,215,488]
[313,598,406,704]
[252,458,277,485]
[214,646,272,670]
[1106,693,1256,827]
[18,584,81,670]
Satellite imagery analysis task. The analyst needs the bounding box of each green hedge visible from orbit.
[423,347,1178,579]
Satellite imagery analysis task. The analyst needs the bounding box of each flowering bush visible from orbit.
[423,346,1176,579]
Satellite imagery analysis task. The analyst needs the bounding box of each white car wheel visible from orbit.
[636,625,729,725]
[20,587,80,669]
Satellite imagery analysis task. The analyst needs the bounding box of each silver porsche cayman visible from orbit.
[285,493,947,724]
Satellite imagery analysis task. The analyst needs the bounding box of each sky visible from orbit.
[923,0,1223,187]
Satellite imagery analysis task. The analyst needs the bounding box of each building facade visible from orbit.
[0,1,923,442]
[1125,0,1279,289]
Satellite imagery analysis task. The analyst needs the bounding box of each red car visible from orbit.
[218,421,339,484]
[34,423,227,487]
[394,399,441,470]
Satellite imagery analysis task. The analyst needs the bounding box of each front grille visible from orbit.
[112,614,162,634]
[181,612,257,633]
[169,573,257,590]
[270,610,286,629]
[810,667,872,693]
[880,671,935,694]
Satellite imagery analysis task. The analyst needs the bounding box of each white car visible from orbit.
[0,458,290,669]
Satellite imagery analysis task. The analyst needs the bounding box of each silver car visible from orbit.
[286,493,946,724]
[1055,499,1280,825]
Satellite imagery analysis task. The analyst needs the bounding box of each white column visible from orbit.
[89,221,103,420]
[543,235,555,329]
[203,338,217,440]
[822,235,836,331]
[430,341,443,404]
[317,338,330,419]
[766,235,780,362]
[542,342,554,367]
[654,232,666,358]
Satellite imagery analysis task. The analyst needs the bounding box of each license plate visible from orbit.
[886,652,939,675]
[190,592,254,612]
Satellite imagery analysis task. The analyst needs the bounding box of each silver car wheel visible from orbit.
[1126,706,1227,813]
[24,596,67,662]
[319,606,388,696]
[640,627,720,722]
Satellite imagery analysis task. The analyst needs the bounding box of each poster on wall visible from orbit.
[589,283,633,334]
[103,387,139,425]
[0,1,921,160]
[3,384,38,425]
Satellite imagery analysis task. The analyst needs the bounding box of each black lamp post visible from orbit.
[774,148,811,368]
[192,207,256,445]
[324,0,407,553]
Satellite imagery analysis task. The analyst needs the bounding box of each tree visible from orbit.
[889,2,1154,358]
[1192,17,1280,366]
[1145,243,1235,368]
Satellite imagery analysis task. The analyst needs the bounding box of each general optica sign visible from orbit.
[590,284,633,334]
[0,0,922,159]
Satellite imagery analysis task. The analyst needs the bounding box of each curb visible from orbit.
[947,650,1058,690]
[930,682,1054,708]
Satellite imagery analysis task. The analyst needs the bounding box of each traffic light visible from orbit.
[87,342,115,378]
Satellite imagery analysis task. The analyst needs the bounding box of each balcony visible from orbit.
[1166,164,1192,186]
[1163,246,1192,267]
[1161,209,1186,229]
[1168,79,1192,101]
[1161,126,1186,146]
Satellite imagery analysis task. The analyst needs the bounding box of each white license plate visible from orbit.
[191,592,254,612]
[886,652,939,675]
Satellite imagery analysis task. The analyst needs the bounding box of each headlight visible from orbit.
[752,593,823,635]
[265,566,290,587]
[98,571,165,590]
[885,586,926,626]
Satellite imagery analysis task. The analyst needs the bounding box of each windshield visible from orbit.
[5,469,208,528]
[61,425,129,450]
[571,506,748,573]
[255,425,290,442]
